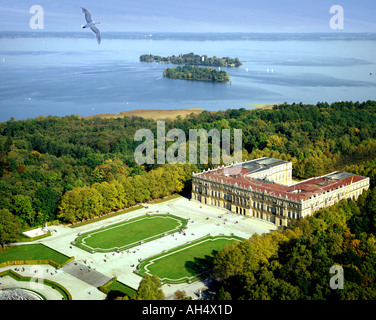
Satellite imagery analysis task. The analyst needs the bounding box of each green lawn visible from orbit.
[106,280,137,299]
[76,214,187,253]
[0,244,70,265]
[138,236,242,283]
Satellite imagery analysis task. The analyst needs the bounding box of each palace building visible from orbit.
[191,157,369,227]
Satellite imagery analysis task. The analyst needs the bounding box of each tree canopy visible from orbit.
[163,65,230,82]
[0,209,20,248]
[140,52,242,67]
[214,190,376,300]
[134,274,165,300]
[1,100,376,231]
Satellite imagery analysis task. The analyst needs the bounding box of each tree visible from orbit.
[12,195,35,225]
[214,232,288,281]
[134,275,165,300]
[58,187,82,223]
[131,174,151,203]
[91,159,129,183]
[216,287,232,300]
[358,187,376,234]
[3,136,13,154]
[140,53,242,67]
[111,180,127,209]
[79,186,103,220]
[92,180,126,213]
[173,290,192,300]
[163,65,230,82]
[0,209,20,248]
[266,134,287,151]
[122,177,136,207]
[34,187,59,222]
[58,186,104,223]
[82,153,104,169]
[146,169,163,199]
[92,181,118,213]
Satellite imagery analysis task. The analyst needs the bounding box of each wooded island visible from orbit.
[140,52,242,67]
[163,65,230,82]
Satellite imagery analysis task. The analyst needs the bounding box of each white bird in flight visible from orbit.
[81,7,101,44]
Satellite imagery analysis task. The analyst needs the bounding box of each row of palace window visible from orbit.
[194,187,301,218]
[193,193,300,220]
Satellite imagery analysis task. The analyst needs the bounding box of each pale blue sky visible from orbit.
[0,0,375,33]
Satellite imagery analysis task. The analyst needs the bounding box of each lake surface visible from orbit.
[0,33,375,122]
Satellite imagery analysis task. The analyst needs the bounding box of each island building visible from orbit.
[191,157,369,227]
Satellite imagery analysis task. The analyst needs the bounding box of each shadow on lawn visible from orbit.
[184,250,218,276]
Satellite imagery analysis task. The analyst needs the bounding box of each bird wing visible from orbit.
[90,26,101,44]
[81,7,93,23]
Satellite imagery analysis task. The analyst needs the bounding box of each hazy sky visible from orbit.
[0,0,375,33]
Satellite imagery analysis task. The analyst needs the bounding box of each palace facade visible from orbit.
[191,157,369,227]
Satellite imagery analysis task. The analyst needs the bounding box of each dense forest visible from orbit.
[214,188,376,299]
[163,65,230,82]
[140,53,242,67]
[1,100,376,295]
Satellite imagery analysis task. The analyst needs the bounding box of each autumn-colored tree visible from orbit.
[58,186,103,223]
[92,181,119,213]
[0,209,20,249]
[173,290,192,300]
[58,187,82,223]
[79,186,103,220]
[134,275,165,300]
[91,159,129,183]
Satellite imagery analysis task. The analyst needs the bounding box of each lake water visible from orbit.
[0,33,375,122]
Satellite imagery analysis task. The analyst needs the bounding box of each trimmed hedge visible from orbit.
[0,269,72,300]
[0,256,74,269]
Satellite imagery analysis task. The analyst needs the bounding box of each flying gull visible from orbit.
[81,7,101,44]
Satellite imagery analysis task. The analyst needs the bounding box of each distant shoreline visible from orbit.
[248,104,277,110]
[2,31,376,41]
[83,108,204,121]
[0,104,277,123]
[83,104,277,121]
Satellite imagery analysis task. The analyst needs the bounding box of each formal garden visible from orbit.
[73,214,188,253]
[136,235,243,284]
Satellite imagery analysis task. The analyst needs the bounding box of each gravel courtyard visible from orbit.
[0,196,277,300]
